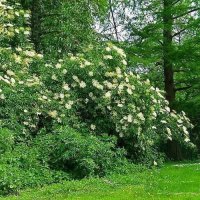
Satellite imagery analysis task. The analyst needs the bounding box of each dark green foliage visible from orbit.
[0,129,68,195]
[0,128,126,194]
[34,126,127,178]
[0,161,67,195]
[0,128,14,154]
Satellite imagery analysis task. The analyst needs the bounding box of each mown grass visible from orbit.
[1,162,200,200]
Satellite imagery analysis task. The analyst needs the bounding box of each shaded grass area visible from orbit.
[1,162,200,200]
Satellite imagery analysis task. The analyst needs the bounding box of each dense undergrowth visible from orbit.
[0,127,127,195]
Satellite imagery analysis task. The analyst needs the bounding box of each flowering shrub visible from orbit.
[0,0,195,163]
[38,43,194,163]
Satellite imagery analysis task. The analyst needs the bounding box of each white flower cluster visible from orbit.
[0,1,31,38]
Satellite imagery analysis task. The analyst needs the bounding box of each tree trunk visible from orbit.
[163,0,175,107]
[31,0,42,52]
[163,0,182,160]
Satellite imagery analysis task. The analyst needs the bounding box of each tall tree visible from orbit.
[163,0,175,106]
[125,0,200,107]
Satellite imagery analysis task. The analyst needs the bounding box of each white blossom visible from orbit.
[56,63,62,69]
[166,128,172,136]
[184,138,190,142]
[127,114,133,123]
[65,103,72,109]
[62,69,67,74]
[122,59,127,65]
[127,88,133,95]
[106,47,111,52]
[63,84,70,91]
[48,110,58,118]
[103,55,113,60]
[80,81,86,88]
[90,124,96,130]
[137,112,145,121]
[88,71,93,77]
[104,91,111,98]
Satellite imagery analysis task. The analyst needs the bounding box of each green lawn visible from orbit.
[1,163,200,200]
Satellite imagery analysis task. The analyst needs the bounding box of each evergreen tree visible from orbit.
[124,0,200,107]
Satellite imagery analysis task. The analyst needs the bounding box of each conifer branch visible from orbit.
[173,8,200,19]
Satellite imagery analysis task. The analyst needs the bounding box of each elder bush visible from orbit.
[38,43,194,163]
[0,0,195,164]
